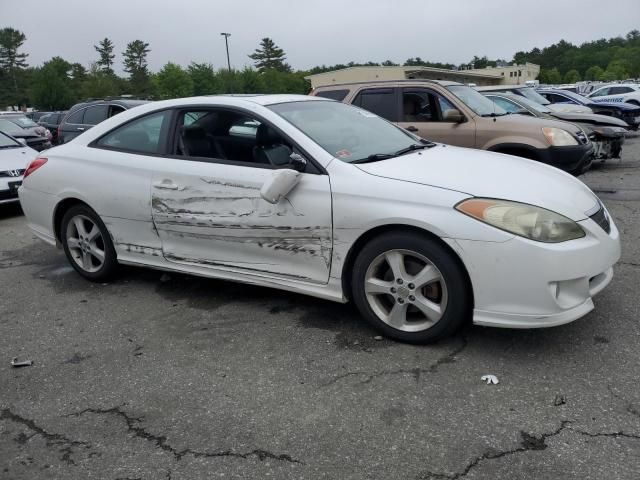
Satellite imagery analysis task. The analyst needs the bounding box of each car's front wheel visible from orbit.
[61,205,118,281]
[351,232,471,343]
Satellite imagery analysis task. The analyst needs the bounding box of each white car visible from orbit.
[18,95,621,342]
[0,131,37,205]
[587,84,640,105]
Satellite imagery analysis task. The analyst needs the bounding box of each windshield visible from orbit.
[5,115,37,128]
[516,88,551,106]
[510,95,551,113]
[0,131,21,148]
[446,85,506,116]
[268,101,421,163]
[548,90,590,105]
[0,119,24,135]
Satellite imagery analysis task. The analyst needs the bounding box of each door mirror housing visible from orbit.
[289,152,307,172]
[260,169,301,204]
[442,108,465,123]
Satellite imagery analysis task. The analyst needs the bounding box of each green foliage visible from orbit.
[539,67,562,84]
[564,69,581,83]
[122,40,153,97]
[31,57,74,110]
[404,57,456,69]
[94,38,115,74]
[248,38,290,72]
[513,30,640,79]
[0,27,29,106]
[154,63,193,99]
[188,62,219,95]
[80,64,120,99]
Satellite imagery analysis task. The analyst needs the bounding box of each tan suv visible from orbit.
[311,80,594,175]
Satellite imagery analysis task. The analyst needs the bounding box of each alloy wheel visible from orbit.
[65,215,106,273]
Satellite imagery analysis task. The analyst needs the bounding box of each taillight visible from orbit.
[23,157,48,179]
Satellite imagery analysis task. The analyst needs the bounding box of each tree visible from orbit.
[81,63,119,99]
[248,38,289,72]
[94,38,115,74]
[584,65,604,81]
[30,57,74,110]
[539,67,562,84]
[0,27,29,105]
[154,62,193,99]
[601,60,628,81]
[188,62,218,95]
[122,40,152,96]
[564,69,581,83]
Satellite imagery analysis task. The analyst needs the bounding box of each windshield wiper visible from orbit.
[351,153,395,164]
[394,143,435,156]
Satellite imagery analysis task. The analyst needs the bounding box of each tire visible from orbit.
[351,231,471,343]
[60,204,118,281]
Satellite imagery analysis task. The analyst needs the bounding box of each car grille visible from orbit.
[0,169,25,178]
[589,203,611,234]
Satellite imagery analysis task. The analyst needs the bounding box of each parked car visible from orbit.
[475,86,593,114]
[587,84,640,105]
[484,92,627,160]
[38,111,67,145]
[312,80,593,175]
[0,112,53,142]
[0,131,38,205]
[57,98,148,144]
[0,118,52,151]
[25,111,50,122]
[537,88,640,130]
[19,95,620,343]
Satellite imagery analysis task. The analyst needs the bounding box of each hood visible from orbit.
[548,104,593,114]
[0,146,35,170]
[550,111,629,128]
[355,145,598,221]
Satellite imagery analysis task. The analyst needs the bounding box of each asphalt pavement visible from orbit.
[1,139,639,480]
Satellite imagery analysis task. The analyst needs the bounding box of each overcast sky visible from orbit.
[2,0,639,73]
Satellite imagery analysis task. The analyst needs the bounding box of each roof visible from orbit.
[304,65,503,80]
[313,79,464,89]
[475,85,531,92]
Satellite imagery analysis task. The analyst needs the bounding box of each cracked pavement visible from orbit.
[2,137,640,479]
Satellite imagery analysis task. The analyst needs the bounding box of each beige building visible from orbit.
[305,63,540,89]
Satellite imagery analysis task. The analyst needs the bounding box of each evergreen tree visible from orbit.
[154,62,193,99]
[248,38,290,72]
[122,40,152,96]
[94,38,115,74]
[0,27,29,105]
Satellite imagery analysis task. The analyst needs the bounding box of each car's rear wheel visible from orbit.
[351,232,471,343]
[61,205,118,281]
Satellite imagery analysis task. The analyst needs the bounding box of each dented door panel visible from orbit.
[151,160,332,284]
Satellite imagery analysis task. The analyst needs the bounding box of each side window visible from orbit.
[109,105,126,118]
[315,89,349,101]
[95,110,170,154]
[175,109,294,168]
[353,89,397,120]
[83,105,109,125]
[65,109,84,125]
[489,96,520,113]
[403,89,456,122]
[609,86,633,95]
[591,88,609,98]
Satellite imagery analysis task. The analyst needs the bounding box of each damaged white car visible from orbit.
[19,95,620,342]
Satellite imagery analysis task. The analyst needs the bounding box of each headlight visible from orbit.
[456,198,585,243]
[542,127,578,146]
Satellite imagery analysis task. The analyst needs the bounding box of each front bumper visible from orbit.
[445,204,620,329]
[0,179,23,205]
[536,143,593,174]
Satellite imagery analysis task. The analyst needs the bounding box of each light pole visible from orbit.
[220,33,231,71]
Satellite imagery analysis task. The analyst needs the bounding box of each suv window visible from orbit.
[609,86,633,95]
[83,105,109,125]
[402,89,457,122]
[315,89,349,102]
[590,87,610,97]
[353,88,397,121]
[65,109,84,124]
[548,93,571,104]
[95,110,170,154]
[488,96,521,113]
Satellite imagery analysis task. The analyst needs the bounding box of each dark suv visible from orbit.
[57,98,148,144]
[38,111,67,144]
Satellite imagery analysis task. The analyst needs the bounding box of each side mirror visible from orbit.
[289,152,307,172]
[260,169,301,204]
[442,108,465,123]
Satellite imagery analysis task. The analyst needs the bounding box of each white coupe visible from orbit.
[18,95,620,342]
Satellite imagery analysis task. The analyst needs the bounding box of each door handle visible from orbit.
[406,126,418,132]
[153,181,180,190]
[77,127,85,131]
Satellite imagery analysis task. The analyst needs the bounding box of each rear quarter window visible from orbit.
[314,89,350,101]
[65,109,84,124]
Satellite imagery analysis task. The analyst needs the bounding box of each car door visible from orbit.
[396,88,476,147]
[60,108,87,143]
[150,106,333,284]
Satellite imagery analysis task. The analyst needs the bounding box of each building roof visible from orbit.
[304,65,503,81]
